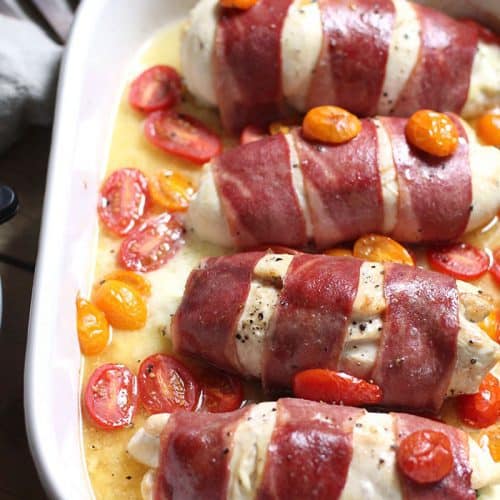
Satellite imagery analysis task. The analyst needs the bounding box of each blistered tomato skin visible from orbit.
[76,297,110,356]
[149,170,195,213]
[93,280,147,330]
[100,270,151,297]
[353,234,414,266]
[303,106,362,144]
[476,111,500,147]
[405,110,459,157]
[397,430,453,484]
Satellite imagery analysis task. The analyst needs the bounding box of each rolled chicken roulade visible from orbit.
[170,252,500,412]
[128,398,500,500]
[182,0,500,132]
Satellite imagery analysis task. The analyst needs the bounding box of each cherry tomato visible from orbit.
[405,110,458,157]
[476,111,500,147]
[240,125,267,145]
[84,364,138,429]
[144,110,222,165]
[220,0,258,8]
[491,248,500,286]
[98,168,149,236]
[457,373,500,428]
[93,280,147,330]
[353,234,414,266]
[427,242,489,281]
[129,65,182,113]
[292,369,383,407]
[119,213,184,273]
[482,428,500,461]
[397,430,453,484]
[302,106,361,144]
[138,354,200,414]
[198,367,244,413]
[100,270,151,297]
[76,296,110,356]
[479,310,500,343]
[325,248,353,257]
[149,170,195,212]
[269,119,298,136]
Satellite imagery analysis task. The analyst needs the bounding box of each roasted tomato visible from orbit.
[129,65,182,113]
[482,429,500,462]
[405,110,458,157]
[240,125,267,145]
[220,0,258,9]
[324,248,354,258]
[144,110,222,164]
[397,430,453,484]
[457,373,500,429]
[353,234,414,266]
[303,106,361,144]
[490,248,500,286]
[119,213,184,273]
[427,242,489,281]
[76,296,110,356]
[479,310,500,343]
[84,364,138,429]
[149,170,195,212]
[93,280,147,330]
[292,369,383,407]
[99,270,151,297]
[138,354,200,414]
[198,367,244,413]
[476,111,500,147]
[97,168,149,236]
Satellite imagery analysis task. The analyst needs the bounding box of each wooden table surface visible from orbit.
[0,127,51,499]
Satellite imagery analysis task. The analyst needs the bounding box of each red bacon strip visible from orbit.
[393,413,475,499]
[372,264,460,412]
[257,399,362,500]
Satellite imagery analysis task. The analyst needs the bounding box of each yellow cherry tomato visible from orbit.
[149,170,195,213]
[476,111,500,147]
[220,0,258,9]
[303,106,361,144]
[405,110,459,157]
[76,296,110,356]
[353,234,414,266]
[269,119,299,136]
[93,280,147,330]
[100,270,152,297]
[479,310,500,343]
[487,430,500,462]
[324,248,353,258]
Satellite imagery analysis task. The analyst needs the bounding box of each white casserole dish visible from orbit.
[24,1,499,499]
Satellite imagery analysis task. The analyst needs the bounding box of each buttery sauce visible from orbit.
[82,19,500,500]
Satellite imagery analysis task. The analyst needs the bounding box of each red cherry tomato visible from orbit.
[138,354,200,414]
[397,430,453,484]
[118,213,184,273]
[84,364,138,430]
[457,373,500,428]
[198,367,244,413]
[98,168,149,236]
[293,369,383,407]
[490,248,500,286]
[144,110,222,164]
[427,242,490,281]
[240,125,267,145]
[129,65,182,113]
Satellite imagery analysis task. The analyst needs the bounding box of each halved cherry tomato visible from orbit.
[129,65,182,113]
[240,125,267,145]
[397,430,453,484]
[293,369,383,407]
[457,373,500,428]
[490,248,500,286]
[138,354,200,414]
[325,248,353,258]
[405,110,458,157]
[198,367,244,413]
[84,364,138,429]
[476,111,500,147]
[479,310,500,343]
[149,170,195,212]
[93,280,147,330]
[220,0,258,9]
[427,242,489,281]
[144,110,222,165]
[76,296,110,356]
[353,234,414,266]
[303,106,361,144]
[118,213,184,273]
[97,168,149,236]
[100,270,151,297]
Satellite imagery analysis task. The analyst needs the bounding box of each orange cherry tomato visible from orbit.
[427,242,489,281]
[457,374,500,428]
[303,106,362,144]
[479,310,500,343]
[324,248,353,258]
[476,111,500,147]
[240,125,267,145]
[397,430,453,484]
[93,280,147,330]
[483,429,500,461]
[293,369,383,407]
[76,296,110,356]
[220,0,258,9]
[353,234,414,266]
[100,270,151,297]
[269,119,298,136]
[149,170,195,213]
[198,367,244,413]
[405,110,459,157]
[490,248,500,286]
